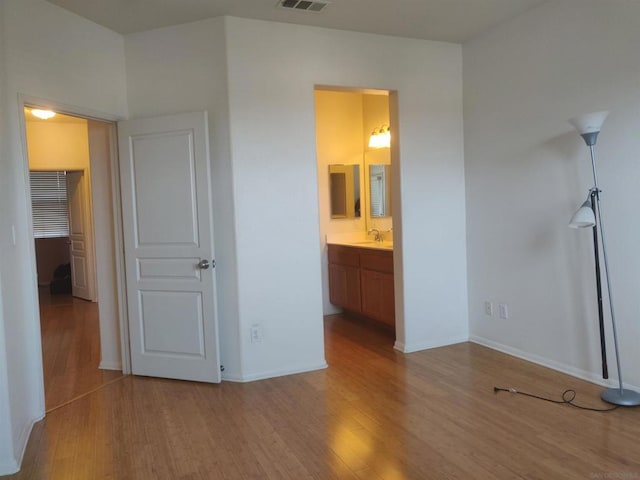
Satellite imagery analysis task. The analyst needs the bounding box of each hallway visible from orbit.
[39,289,122,412]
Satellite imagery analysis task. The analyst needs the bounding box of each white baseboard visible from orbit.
[222,361,328,383]
[1,412,45,476]
[0,458,18,476]
[394,335,469,354]
[99,360,122,371]
[470,335,640,391]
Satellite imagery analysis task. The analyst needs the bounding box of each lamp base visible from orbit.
[601,388,640,407]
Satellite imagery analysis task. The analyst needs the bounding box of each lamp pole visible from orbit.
[570,111,640,406]
[588,188,607,380]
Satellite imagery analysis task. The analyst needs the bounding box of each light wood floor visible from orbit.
[39,289,122,412]
[7,313,640,479]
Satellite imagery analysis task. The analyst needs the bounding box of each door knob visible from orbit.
[198,259,210,270]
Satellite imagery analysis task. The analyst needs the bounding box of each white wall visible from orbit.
[0,276,14,473]
[315,90,366,314]
[88,120,122,370]
[0,4,16,470]
[464,0,640,389]
[124,17,242,379]
[125,17,467,380]
[26,121,90,170]
[0,0,127,473]
[225,17,468,366]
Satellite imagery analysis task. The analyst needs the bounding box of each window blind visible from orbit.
[30,171,70,238]
[370,166,385,217]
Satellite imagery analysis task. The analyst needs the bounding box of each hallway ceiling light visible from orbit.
[31,109,56,120]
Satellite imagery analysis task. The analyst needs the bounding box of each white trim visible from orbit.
[99,360,123,371]
[107,122,132,375]
[16,95,47,416]
[222,361,328,383]
[0,459,19,476]
[394,335,469,354]
[470,335,640,391]
[10,413,44,476]
[19,94,122,123]
[17,93,130,396]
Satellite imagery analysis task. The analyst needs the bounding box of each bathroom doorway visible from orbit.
[314,86,399,344]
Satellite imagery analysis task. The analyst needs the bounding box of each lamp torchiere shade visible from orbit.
[568,111,609,146]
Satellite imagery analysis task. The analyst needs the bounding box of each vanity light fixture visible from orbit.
[31,109,56,120]
[368,125,390,149]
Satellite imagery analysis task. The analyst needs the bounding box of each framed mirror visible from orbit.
[329,164,361,219]
[369,164,391,218]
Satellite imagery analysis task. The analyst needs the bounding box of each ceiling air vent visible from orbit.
[277,0,330,13]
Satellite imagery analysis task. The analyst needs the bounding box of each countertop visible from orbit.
[327,240,393,251]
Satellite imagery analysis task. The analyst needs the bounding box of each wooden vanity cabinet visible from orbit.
[360,251,395,327]
[328,245,361,312]
[328,244,395,327]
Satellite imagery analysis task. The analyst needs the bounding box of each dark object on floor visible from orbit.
[50,263,72,294]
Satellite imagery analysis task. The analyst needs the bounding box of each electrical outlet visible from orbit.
[499,303,509,320]
[250,324,262,343]
[484,301,493,316]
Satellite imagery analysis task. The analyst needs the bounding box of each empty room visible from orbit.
[0,0,639,478]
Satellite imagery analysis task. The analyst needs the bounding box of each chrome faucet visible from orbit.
[367,228,383,242]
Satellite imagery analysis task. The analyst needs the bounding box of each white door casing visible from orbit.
[118,111,220,383]
[67,170,97,301]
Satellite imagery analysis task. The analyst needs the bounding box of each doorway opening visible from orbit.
[23,105,125,412]
[314,86,399,348]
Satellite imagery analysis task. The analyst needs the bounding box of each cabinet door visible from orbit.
[361,269,395,326]
[329,263,361,312]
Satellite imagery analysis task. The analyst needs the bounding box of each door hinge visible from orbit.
[220,364,225,372]
[212,259,216,269]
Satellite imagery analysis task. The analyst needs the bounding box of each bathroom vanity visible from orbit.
[327,243,395,328]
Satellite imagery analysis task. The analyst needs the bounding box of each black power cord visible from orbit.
[494,386,619,412]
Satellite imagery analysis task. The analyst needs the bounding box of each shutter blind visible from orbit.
[30,171,70,238]
[370,166,385,217]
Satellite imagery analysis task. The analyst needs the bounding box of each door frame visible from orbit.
[18,93,131,379]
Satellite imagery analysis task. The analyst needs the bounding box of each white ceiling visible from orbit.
[45,0,547,43]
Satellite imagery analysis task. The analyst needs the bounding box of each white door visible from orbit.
[118,111,221,383]
[67,170,96,301]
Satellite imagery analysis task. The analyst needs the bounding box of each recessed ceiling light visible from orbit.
[31,109,56,120]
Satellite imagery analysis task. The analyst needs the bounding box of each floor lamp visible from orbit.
[568,111,640,407]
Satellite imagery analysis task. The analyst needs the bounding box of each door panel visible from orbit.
[131,132,199,246]
[139,291,205,356]
[118,111,220,383]
[67,171,96,301]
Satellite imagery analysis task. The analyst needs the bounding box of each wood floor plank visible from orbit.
[6,313,640,479]
[39,290,123,412]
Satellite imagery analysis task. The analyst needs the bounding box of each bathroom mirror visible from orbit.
[369,164,391,218]
[329,164,361,219]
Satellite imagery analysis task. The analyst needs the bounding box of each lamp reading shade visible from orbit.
[569,200,596,228]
